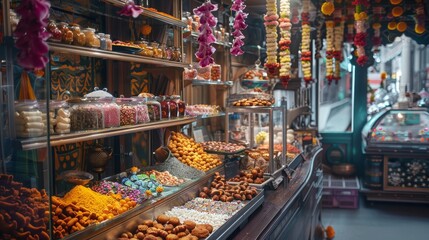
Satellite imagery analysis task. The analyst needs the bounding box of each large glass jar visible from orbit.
[98,33,107,50]
[69,98,104,131]
[146,97,161,121]
[70,24,86,46]
[167,96,178,118]
[83,28,100,48]
[159,96,170,119]
[133,97,151,124]
[211,64,221,81]
[173,47,182,62]
[165,46,173,60]
[57,22,73,44]
[50,100,71,134]
[47,20,62,42]
[105,34,113,51]
[15,101,45,138]
[171,95,186,117]
[116,97,138,126]
[98,98,120,128]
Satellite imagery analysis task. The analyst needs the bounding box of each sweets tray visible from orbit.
[227,176,273,189]
[205,148,247,156]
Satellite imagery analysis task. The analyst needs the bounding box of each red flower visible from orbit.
[354,32,367,46]
[357,55,368,66]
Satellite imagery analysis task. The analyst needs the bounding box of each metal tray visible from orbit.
[227,177,273,189]
[205,148,247,155]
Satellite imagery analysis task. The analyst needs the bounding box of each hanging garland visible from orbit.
[193,1,218,67]
[264,0,279,79]
[325,20,335,84]
[346,1,354,43]
[372,2,382,54]
[414,0,426,34]
[353,0,369,66]
[278,0,292,87]
[301,0,312,86]
[333,2,344,84]
[231,0,248,56]
[14,0,51,70]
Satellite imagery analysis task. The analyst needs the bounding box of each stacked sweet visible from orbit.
[278,0,292,86]
[301,0,312,86]
[264,0,279,78]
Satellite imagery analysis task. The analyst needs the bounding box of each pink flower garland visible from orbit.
[14,0,51,70]
[193,1,218,67]
[119,0,143,18]
[230,0,248,56]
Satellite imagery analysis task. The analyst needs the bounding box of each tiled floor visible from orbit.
[322,196,429,240]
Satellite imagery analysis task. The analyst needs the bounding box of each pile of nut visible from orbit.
[0,174,50,240]
[232,98,274,107]
[168,132,222,171]
[228,167,266,184]
[200,141,245,153]
[198,172,258,202]
[243,70,268,80]
[118,214,213,240]
[144,170,185,186]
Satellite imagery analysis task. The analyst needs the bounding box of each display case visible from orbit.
[361,108,429,202]
[225,106,287,187]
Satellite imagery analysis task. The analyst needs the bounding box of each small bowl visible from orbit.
[61,170,94,185]
[331,163,356,177]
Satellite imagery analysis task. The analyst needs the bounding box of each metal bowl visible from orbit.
[61,170,94,185]
[331,163,356,177]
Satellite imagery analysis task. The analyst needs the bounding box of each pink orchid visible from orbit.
[230,0,247,56]
[231,47,244,56]
[119,0,143,18]
[194,0,218,67]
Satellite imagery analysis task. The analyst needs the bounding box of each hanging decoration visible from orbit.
[230,0,248,56]
[14,0,51,70]
[333,1,344,84]
[325,20,335,84]
[346,3,354,43]
[264,0,279,79]
[301,0,312,86]
[321,0,335,16]
[278,0,292,86]
[353,0,369,66]
[414,0,426,34]
[372,3,383,54]
[193,0,218,67]
[119,0,143,18]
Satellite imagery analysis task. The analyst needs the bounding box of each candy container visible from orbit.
[116,97,138,126]
[15,101,45,138]
[171,95,186,117]
[133,97,151,124]
[146,97,162,121]
[159,96,170,119]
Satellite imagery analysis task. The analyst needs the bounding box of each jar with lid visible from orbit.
[151,42,163,58]
[57,22,73,44]
[166,96,178,118]
[49,100,71,134]
[47,20,62,42]
[159,96,170,119]
[146,97,161,121]
[171,95,186,117]
[160,44,168,59]
[70,24,86,46]
[105,34,113,51]
[69,98,104,131]
[173,47,182,62]
[165,46,173,60]
[83,28,100,48]
[85,88,119,128]
[98,33,107,50]
[15,101,45,138]
[211,64,221,81]
[116,97,138,126]
[133,97,151,124]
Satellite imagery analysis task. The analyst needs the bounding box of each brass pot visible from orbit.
[87,144,113,173]
[332,163,356,177]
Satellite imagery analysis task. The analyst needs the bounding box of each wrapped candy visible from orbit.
[194,1,218,67]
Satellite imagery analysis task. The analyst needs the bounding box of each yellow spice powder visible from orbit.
[62,185,120,216]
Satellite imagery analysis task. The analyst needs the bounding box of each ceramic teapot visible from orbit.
[87,144,113,173]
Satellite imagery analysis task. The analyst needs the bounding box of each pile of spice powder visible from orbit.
[62,185,120,216]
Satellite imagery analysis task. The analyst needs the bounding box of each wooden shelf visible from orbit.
[184,79,233,86]
[17,117,196,150]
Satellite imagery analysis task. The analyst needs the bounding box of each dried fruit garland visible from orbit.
[14,0,51,70]
[346,2,354,43]
[325,20,335,84]
[353,0,369,66]
[372,2,382,54]
[333,1,344,83]
[264,0,279,79]
[279,0,292,86]
[301,0,312,86]
[194,1,218,67]
[231,0,248,56]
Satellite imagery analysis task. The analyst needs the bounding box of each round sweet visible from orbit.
[166,234,179,240]
[156,214,170,224]
[183,220,197,230]
[168,217,181,226]
[191,226,210,238]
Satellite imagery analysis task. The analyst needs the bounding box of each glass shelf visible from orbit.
[49,43,188,68]
[17,117,196,150]
[184,79,233,86]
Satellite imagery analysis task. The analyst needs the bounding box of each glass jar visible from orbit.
[167,96,178,118]
[165,46,173,60]
[70,24,86,46]
[159,96,170,119]
[69,98,104,131]
[98,33,107,50]
[160,44,168,59]
[105,34,113,51]
[57,22,73,44]
[15,101,45,138]
[50,100,71,134]
[151,42,163,58]
[83,28,100,48]
[133,97,151,124]
[211,64,221,81]
[143,45,154,57]
[171,95,186,117]
[146,97,161,121]
[98,98,120,128]
[183,65,197,80]
[116,97,138,126]
[173,47,182,62]
[47,20,62,42]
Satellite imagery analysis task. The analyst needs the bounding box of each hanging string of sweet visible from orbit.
[333,0,344,84]
[278,0,292,87]
[414,0,426,34]
[353,0,369,66]
[321,0,335,84]
[194,0,218,67]
[264,0,279,79]
[345,0,354,43]
[230,0,248,56]
[372,1,382,54]
[301,0,312,86]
